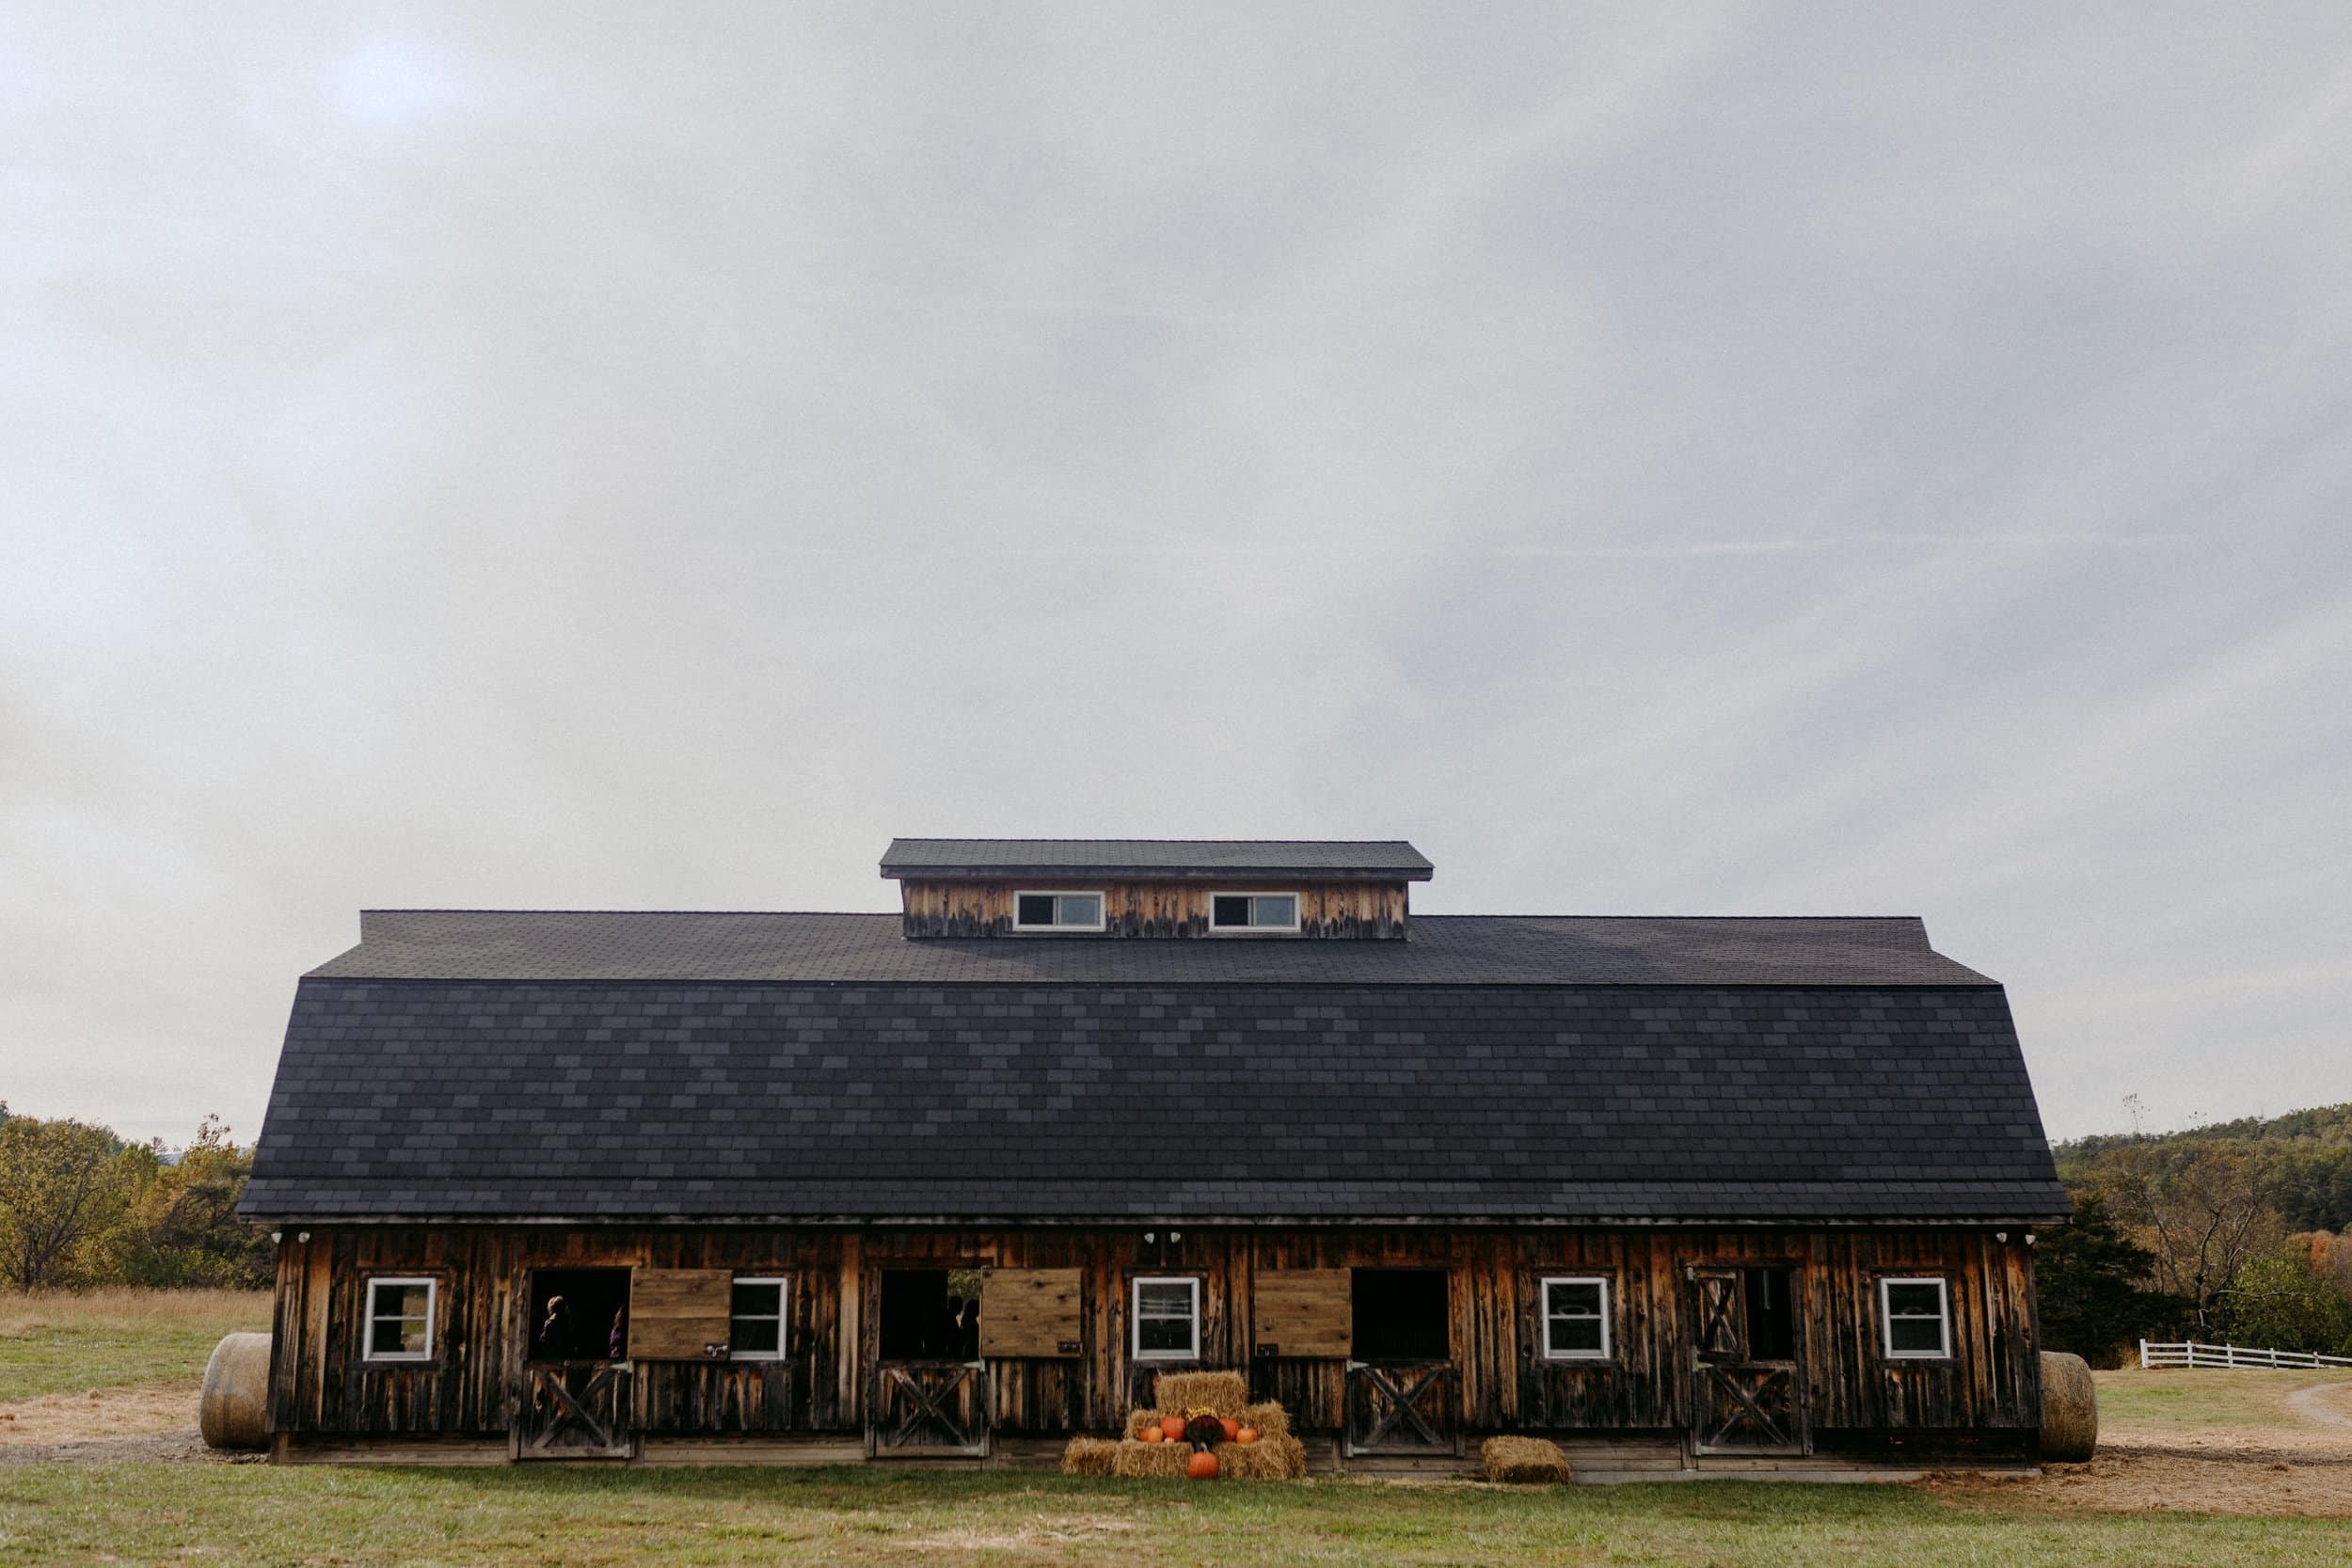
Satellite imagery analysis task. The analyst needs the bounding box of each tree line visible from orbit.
[2041,1104,2352,1367]
[0,1102,273,1291]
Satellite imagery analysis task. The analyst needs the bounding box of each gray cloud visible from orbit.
[5,2,2349,1143]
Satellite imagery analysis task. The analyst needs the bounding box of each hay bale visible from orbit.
[1216,1433,1308,1480]
[1123,1407,1168,1441]
[1110,1437,1198,1479]
[1481,1435,1571,1484]
[1061,1436,1120,1476]
[2041,1351,2098,1462]
[1240,1401,1291,1442]
[199,1333,271,1450]
[1152,1370,1249,1418]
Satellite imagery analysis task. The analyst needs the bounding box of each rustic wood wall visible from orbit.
[896,880,1410,940]
[268,1223,2040,1449]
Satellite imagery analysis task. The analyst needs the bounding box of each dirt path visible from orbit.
[0,1381,261,1464]
[2288,1381,2352,1432]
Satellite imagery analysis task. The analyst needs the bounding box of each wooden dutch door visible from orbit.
[1334,1269,1460,1458]
[1685,1263,1807,1456]
[866,1267,997,1456]
[513,1267,731,1459]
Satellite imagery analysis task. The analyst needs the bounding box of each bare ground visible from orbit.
[0,1381,255,1465]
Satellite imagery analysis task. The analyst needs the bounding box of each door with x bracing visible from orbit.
[1686,1263,1807,1456]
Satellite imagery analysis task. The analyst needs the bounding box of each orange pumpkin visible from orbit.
[1139,1425,1164,1443]
[1159,1415,1187,1442]
[1219,1418,1240,1441]
[1234,1426,1260,1445]
[1187,1449,1219,1480]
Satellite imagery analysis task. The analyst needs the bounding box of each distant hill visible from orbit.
[2056,1102,2352,1234]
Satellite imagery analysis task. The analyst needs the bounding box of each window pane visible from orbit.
[1017,895,1055,926]
[1889,1317,1946,1354]
[1546,1282,1600,1319]
[1549,1315,1603,1353]
[1057,895,1101,927]
[375,1283,429,1319]
[732,1317,781,1354]
[1137,1283,1193,1316]
[1212,895,1249,927]
[1138,1316,1192,1354]
[373,1313,425,1354]
[1252,895,1297,927]
[732,1282,781,1317]
[1884,1283,1943,1318]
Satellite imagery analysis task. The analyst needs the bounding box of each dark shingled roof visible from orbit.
[880,838,1436,879]
[243,981,2063,1224]
[308,911,1995,988]
[246,913,2065,1225]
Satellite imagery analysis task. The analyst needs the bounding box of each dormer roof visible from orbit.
[879,838,1434,881]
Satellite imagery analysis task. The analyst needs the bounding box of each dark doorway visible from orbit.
[1350,1270,1450,1361]
[879,1269,981,1361]
[1743,1266,1796,1361]
[529,1268,630,1362]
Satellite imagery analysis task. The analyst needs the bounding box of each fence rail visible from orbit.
[2139,1339,2352,1370]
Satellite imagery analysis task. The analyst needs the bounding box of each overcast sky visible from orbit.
[5,4,2349,1148]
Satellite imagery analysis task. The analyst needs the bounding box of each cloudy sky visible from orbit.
[5,4,2348,1147]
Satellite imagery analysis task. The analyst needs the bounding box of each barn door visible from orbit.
[516,1364,634,1459]
[871,1362,990,1455]
[1686,1265,1806,1456]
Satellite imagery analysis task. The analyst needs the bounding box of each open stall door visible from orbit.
[1343,1270,1458,1457]
[868,1269,988,1456]
[1687,1264,1807,1456]
[514,1267,639,1460]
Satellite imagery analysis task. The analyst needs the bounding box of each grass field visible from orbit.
[0,1290,271,1401]
[3,1463,2350,1568]
[2096,1365,2352,1435]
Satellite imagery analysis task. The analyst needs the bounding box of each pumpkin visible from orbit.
[1234,1425,1259,1445]
[1187,1449,1219,1480]
[1219,1418,1240,1442]
[1159,1415,1187,1442]
[1139,1425,1164,1443]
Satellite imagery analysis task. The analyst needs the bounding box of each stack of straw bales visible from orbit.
[1070,1369,1308,1481]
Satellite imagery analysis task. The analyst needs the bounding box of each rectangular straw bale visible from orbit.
[1216,1434,1306,1480]
[1152,1370,1248,1418]
[1123,1408,1166,1441]
[1110,1437,1196,1480]
[1240,1401,1291,1441]
[1060,1436,1120,1476]
[1480,1435,1571,1484]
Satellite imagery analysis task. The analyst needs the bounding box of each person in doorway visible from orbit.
[959,1296,981,1359]
[538,1294,573,1358]
[608,1308,627,1360]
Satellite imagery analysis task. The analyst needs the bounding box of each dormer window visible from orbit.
[1013,892,1105,932]
[1210,893,1299,933]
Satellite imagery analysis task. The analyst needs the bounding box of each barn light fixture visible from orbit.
[1994,1231,2008,1243]
[2025,1233,2037,1246]
[1169,1230,1182,1243]
[270,1230,282,1243]
[1143,1232,1155,1243]
[297,1231,310,1243]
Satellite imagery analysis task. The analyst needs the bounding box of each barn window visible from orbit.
[1132,1277,1200,1360]
[1210,894,1299,932]
[1013,892,1105,931]
[362,1277,436,1362]
[731,1277,788,1361]
[880,1269,983,1360]
[1880,1277,1951,1359]
[1351,1269,1450,1360]
[1539,1276,1611,1360]
[528,1268,631,1362]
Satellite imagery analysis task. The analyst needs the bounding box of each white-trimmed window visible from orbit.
[1540,1276,1612,1360]
[1880,1277,1952,1359]
[731,1276,788,1361]
[1209,893,1299,932]
[363,1277,436,1362]
[1132,1276,1200,1360]
[1013,891,1105,931]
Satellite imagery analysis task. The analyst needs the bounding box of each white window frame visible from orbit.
[1538,1275,1613,1361]
[1207,891,1302,934]
[362,1276,437,1363]
[1131,1275,1200,1361]
[1879,1276,1952,1360]
[1011,890,1107,932]
[730,1275,789,1362]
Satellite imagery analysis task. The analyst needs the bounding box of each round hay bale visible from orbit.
[2040,1351,2097,1462]
[199,1333,272,1450]
[1481,1435,1571,1484]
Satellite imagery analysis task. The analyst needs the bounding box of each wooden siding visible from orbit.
[897,880,1409,940]
[267,1224,2041,1457]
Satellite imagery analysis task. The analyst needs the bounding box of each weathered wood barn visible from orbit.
[240,838,2071,1474]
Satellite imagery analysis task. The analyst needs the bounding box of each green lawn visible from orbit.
[1,1465,2346,1567]
[0,1290,271,1401]
[2097,1366,2352,1435]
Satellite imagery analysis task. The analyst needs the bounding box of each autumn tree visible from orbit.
[2033,1190,2180,1366]
[2096,1142,2282,1332]
[0,1117,133,1290]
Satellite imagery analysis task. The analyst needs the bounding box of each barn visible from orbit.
[239,838,2071,1475]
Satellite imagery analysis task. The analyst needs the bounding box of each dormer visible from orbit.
[880,838,1434,940]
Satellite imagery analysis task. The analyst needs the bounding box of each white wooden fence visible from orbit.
[2139,1338,2352,1370]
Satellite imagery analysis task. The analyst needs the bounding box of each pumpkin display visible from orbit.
[1219,1418,1240,1442]
[1234,1426,1259,1446]
[1159,1415,1188,1442]
[1187,1449,1219,1480]
[1139,1425,1164,1443]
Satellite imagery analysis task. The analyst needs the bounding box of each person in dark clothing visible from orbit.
[538,1295,574,1359]
[959,1296,981,1359]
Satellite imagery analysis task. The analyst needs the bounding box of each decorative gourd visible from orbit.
[1159,1415,1187,1442]
[1234,1425,1259,1445]
[1187,1449,1219,1480]
[1140,1425,1164,1443]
